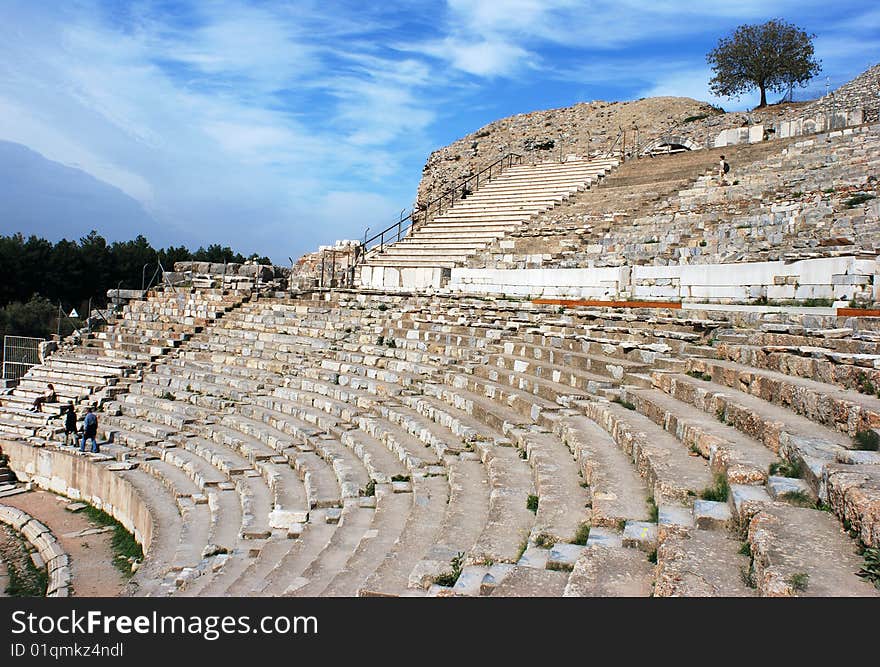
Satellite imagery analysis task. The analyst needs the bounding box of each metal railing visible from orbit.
[355,152,524,266]
[2,335,44,382]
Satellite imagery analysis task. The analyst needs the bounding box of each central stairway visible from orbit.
[357,156,618,290]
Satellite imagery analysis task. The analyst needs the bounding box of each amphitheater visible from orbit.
[2,65,880,598]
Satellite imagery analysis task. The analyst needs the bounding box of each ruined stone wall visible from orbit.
[801,63,880,123]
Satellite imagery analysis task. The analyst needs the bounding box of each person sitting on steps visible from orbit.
[31,383,57,412]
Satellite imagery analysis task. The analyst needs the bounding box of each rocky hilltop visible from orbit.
[414,95,812,207]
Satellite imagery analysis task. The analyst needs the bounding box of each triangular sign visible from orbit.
[69,309,79,318]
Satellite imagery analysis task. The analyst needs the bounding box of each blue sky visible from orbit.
[1,1,878,263]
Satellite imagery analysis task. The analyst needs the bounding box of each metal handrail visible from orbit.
[358,152,524,260]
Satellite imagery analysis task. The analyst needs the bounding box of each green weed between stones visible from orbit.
[699,473,730,502]
[844,193,876,208]
[853,430,880,451]
[782,490,815,508]
[359,480,376,497]
[526,494,539,513]
[647,497,659,523]
[686,370,712,381]
[81,505,144,577]
[857,547,880,589]
[534,532,555,549]
[787,572,809,592]
[612,397,636,411]
[769,458,804,479]
[433,551,465,587]
[572,523,591,546]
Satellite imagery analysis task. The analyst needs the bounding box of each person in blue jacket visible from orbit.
[80,407,99,453]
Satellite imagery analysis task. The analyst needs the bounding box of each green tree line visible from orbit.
[0,231,270,339]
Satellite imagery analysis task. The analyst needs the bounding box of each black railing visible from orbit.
[356,152,524,264]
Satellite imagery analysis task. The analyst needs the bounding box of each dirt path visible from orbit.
[2,490,127,597]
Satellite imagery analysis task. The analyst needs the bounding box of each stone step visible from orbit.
[322,489,412,596]
[623,386,778,485]
[288,502,376,596]
[688,357,880,437]
[552,414,652,527]
[747,504,879,597]
[490,566,570,597]
[408,456,490,588]
[358,475,449,596]
[577,398,714,504]
[564,543,654,596]
[654,529,755,597]
[511,428,590,544]
[652,372,852,499]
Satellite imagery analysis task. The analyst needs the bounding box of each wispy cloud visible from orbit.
[0,0,875,261]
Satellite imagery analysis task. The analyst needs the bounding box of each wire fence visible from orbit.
[2,335,44,381]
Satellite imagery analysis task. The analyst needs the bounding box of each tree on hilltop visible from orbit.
[707,19,821,108]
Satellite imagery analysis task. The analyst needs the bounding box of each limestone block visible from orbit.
[693,500,732,529]
[547,543,585,571]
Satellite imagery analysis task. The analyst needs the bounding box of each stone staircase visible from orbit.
[357,156,618,290]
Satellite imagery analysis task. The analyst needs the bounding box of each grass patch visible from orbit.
[844,193,876,208]
[81,504,144,577]
[647,497,659,523]
[377,303,389,311]
[4,555,48,598]
[739,542,752,557]
[571,523,591,546]
[359,479,376,497]
[390,474,410,483]
[856,373,877,396]
[769,458,804,479]
[782,490,815,508]
[682,113,713,124]
[612,397,636,411]
[515,539,528,563]
[699,473,730,502]
[526,494,539,513]
[854,430,880,451]
[687,370,712,381]
[715,407,727,424]
[647,549,657,564]
[534,532,556,549]
[857,547,880,589]
[787,572,809,592]
[433,552,465,588]
[159,391,176,401]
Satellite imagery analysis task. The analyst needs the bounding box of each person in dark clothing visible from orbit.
[80,407,99,453]
[31,384,57,412]
[63,403,78,446]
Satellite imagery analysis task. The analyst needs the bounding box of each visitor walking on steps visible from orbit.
[31,383,57,412]
[63,403,77,446]
[80,407,99,453]
[718,154,730,185]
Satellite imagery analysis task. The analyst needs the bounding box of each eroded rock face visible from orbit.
[825,464,880,548]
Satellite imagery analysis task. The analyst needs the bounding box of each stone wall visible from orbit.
[1,441,153,554]
[801,63,880,123]
[448,256,878,304]
[165,261,290,289]
[290,240,360,289]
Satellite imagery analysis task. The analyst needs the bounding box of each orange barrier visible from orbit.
[532,298,682,309]
[837,308,880,318]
